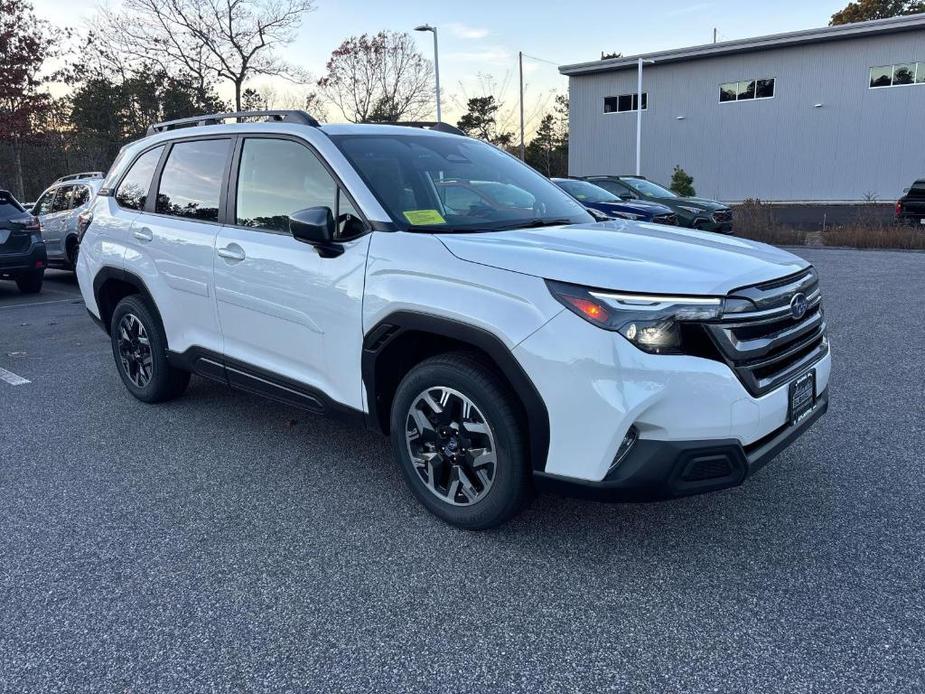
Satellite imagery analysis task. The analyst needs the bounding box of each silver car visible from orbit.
[30,172,105,270]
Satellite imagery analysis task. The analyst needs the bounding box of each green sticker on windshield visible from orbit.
[403,209,446,225]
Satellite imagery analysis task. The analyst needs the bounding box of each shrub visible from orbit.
[669,166,695,197]
[822,225,925,250]
[732,199,808,246]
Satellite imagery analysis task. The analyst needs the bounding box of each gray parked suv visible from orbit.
[30,172,104,270]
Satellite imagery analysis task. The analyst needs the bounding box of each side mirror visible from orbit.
[289,206,342,257]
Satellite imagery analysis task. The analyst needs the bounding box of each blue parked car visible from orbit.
[552,178,678,225]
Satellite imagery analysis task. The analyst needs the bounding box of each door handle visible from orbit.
[133,227,154,242]
[217,244,246,262]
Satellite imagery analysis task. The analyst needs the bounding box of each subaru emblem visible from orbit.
[790,292,808,319]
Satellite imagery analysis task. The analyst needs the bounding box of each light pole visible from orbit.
[635,57,655,176]
[415,24,441,122]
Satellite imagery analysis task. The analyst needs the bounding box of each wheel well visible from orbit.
[93,272,162,336]
[365,322,550,471]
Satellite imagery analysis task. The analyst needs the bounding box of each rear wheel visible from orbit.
[390,353,529,530]
[110,295,190,403]
[15,269,44,294]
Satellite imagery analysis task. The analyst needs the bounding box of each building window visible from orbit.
[604,93,647,113]
[719,78,774,102]
[869,62,925,88]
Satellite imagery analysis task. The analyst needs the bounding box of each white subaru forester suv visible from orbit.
[76,110,830,529]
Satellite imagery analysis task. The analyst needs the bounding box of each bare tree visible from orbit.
[317,31,433,123]
[91,0,315,111]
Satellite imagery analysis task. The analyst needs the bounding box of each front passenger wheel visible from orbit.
[390,353,530,530]
[110,295,190,403]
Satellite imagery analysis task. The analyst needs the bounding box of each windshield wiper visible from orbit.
[493,218,576,230]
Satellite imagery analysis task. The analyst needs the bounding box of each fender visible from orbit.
[362,311,551,471]
[91,266,161,335]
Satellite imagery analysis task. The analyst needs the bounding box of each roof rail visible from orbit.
[387,121,467,137]
[146,110,320,136]
[55,171,105,183]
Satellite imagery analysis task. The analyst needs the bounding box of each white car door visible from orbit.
[213,135,370,412]
[122,138,232,356]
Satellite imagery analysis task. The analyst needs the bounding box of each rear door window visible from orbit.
[71,185,91,208]
[116,147,164,210]
[156,139,231,222]
[51,186,74,213]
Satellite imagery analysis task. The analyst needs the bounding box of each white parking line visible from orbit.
[0,298,79,310]
[0,367,30,386]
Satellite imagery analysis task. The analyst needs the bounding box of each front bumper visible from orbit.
[534,389,828,502]
[0,240,47,277]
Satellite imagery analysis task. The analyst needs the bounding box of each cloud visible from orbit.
[445,22,490,40]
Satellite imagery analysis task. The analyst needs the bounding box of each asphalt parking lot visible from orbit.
[1,249,923,693]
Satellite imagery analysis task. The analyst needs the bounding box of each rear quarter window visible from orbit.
[116,146,164,210]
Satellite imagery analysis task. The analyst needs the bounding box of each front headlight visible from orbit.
[546,280,724,354]
[616,212,644,220]
[677,205,703,215]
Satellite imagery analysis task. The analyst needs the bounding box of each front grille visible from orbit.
[704,267,828,396]
[0,231,31,255]
[653,213,678,225]
[712,209,733,223]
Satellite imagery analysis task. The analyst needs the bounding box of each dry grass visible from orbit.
[821,225,925,250]
[733,199,808,246]
[732,199,925,249]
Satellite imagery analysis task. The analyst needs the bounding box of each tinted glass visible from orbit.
[71,185,90,208]
[618,94,633,112]
[332,134,591,232]
[620,177,678,198]
[737,80,755,100]
[756,78,775,98]
[116,146,163,210]
[590,179,632,197]
[636,93,647,110]
[236,138,337,232]
[32,190,56,216]
[869,66,892,88]
[603,96,618,113]
[555,179,619,203]
[51,186,73,213]
[156,139,230,221]
[0,200,25,222]
[719,82,737,102]
[893,63,915,85]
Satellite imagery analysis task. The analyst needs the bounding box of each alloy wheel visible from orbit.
[405,386,497,506]
[117,313,153,388]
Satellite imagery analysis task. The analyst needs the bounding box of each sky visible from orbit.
[31,0,849,134]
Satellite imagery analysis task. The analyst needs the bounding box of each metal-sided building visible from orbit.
[559,14,925,204]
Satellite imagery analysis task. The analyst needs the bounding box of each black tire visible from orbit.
[65,236,79,271]
[390,352,529,530]
[15,269,44,294]
[110,295,190,403]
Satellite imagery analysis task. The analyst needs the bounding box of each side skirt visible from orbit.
[167,347,367,429]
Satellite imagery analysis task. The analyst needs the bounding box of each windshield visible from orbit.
[554,179,620,204]
[620,177,678,198]
[331,133,592,231]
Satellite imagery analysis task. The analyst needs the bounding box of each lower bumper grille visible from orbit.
[653,213,678,225]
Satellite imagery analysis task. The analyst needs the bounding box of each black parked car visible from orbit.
[0,190,46,294]
[583,175,733,234]
[896,179,925,227]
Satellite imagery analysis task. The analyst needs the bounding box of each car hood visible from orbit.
[438,221,808,295]
[661,197,728,211]
[596,200,672,215]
